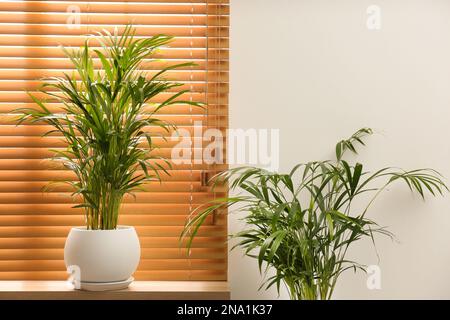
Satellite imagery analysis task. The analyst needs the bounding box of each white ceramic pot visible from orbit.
[64,226,140,284]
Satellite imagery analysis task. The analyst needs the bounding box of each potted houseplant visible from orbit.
[182,128,447,299]
[17,26,201,290]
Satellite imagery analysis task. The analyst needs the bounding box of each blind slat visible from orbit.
[0,47,229,59]
[0,270,227,281]
[0,248,226,260]
[0,2,229,15]
[0,225,226,237]
[0,192,222,204]
[0,36,229,49]
[0,104,228,115]
[0,125,227,137]
[0,13,229,26]
[0,239,227,249]
[0,71,228,82]
[0,181,208,193]
[0,25,229,37]
[0,158,228,170]
[0,59,229,70]
[0,259,227,272]
[0,170,211,181]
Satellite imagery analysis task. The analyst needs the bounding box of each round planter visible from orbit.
[64,226,140,288]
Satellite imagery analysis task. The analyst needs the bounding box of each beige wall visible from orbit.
[229,0,450,299]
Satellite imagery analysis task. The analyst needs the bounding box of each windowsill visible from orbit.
[0,281,230,300]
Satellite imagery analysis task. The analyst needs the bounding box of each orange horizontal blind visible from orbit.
[0,0,229,281]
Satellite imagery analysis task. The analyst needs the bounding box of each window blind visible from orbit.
[0,0,229,281]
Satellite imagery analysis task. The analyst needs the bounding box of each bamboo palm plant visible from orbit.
[182,128,447,300]
[17,26,201,230]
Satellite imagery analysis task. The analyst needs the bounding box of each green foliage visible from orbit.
[17,26,201,230]
[181,128,447,300]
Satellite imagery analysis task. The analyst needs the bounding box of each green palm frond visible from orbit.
[182,128,447,300]
[16,26,203,230]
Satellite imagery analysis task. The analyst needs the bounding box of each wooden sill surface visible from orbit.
[0,281,230,300]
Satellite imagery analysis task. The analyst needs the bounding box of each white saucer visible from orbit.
[79,277,134,291]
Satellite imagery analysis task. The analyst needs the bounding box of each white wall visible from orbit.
[229,0,450,299]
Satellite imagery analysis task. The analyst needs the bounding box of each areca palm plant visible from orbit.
[17,26,200,230]
[182,128,447,300]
